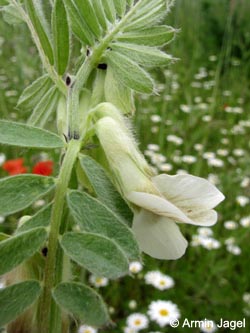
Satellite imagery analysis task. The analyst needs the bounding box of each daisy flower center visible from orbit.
[134,319,142,326]
[159,309,169,316]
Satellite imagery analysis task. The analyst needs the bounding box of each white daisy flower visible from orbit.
[240,216,250,227]
[200,237,221,250]
[166,135,183,145]
[144,271,174,290]
[147,144,160,152]
[148,300,180,327]
[89,275,109,288]
[0,215,5,224]
[197,227,213,237]
[78,325,97,333]
[200,319,217,332]
[224,220,238,230]
[236,196,249,207]
[150,115,161,123]
[129,261,143,274]
[227,244,241,255]
[128,300,137,310]
[126,313,149,331]
[182,155,197,164]
[158,163,173,172]
[243,293,250,304]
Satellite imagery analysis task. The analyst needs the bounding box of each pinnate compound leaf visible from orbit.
[0,281,42,327]
[112,42,174,67]
[53,282,110,327]
[118,26,176,46]
[0,175,55,216]
[0,121,64,148]
[61,232,129,279]
[106,51,154,93]
[24,0,54,64]
[52,0,70,75]
[67,190,140,261]
[63,0,94,45]
[74,0,102,38]
[78,155,133,224]
[0,227,47,275]
[16,203,52,234]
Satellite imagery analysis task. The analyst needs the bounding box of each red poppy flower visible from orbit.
[32,160,53,176]
[2,158,27,175]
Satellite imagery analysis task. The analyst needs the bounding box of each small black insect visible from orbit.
[98,63,108,70]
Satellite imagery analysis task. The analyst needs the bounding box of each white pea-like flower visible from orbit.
[95,114,224,260]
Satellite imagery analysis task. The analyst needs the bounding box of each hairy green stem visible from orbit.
[39,139,81,333]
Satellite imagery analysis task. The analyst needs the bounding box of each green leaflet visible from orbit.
[102,0,116,23]
[61,232,129,279]
[53,282,110,327]
[0,0,9,6]
[0,233,10,241]
[113,0,127,17]
[63,0,94,45]
[67,190,140,261]
[0,175,55,216]
[17,75,53,111]
[78,155,133,223]
[125,0,167,31]
[0,120,64,148]
[0,281,42,327]
[118,25,176,46]
[27,86,60,127]
[52,0,70,75]
[74,0,102,38]
[2,4,24,25]
[16,203,52,234]
[24,0,54,64]
[105,64,135,115]
[112,42,174,67]
[92,0,107,30]
[0,227,47,275]
[106,51,154,93]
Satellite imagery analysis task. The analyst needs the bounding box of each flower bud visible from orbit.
[95,116,156,195]
[56,95,67,137]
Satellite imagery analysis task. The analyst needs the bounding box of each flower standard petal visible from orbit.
[127,191,191,223]
[132,209,188,260]
[152,174,225,213]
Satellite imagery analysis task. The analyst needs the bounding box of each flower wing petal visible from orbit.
[188,209,218,226]
[127,191,190,223]
[152,174,225,213]
[132,209,188,260]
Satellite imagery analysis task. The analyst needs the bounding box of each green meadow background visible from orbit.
[1,0,250,332]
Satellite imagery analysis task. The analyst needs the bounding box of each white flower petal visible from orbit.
[152,174,225,213]
[188,209,218,226]
[127,191,191,223]
[132,209,188,260]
